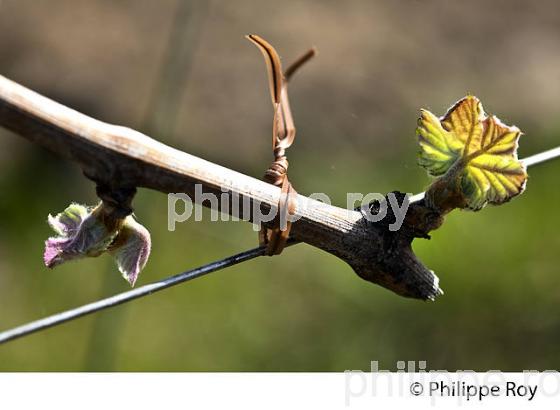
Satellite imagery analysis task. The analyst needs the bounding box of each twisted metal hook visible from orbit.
[247,34,316,255]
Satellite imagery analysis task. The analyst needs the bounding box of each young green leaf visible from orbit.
[417,96,528,211]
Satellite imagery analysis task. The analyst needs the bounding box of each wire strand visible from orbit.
[0,147,559,345]
[521,146,560,168]
[408,146,560,204]
[0,246,269,344]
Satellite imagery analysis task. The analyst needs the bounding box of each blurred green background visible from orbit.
[1,0,559,371]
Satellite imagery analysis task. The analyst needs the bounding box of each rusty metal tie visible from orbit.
[247,34,316,255]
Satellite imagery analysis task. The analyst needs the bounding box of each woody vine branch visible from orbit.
[0,36,557,300]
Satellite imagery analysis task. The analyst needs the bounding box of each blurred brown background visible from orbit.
[0,0,559,371]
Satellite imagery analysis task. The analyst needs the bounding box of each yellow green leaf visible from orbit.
[417,96,528,211]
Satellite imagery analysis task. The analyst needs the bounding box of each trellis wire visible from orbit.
[407,146,560,203]
[0,246,269,344]
[0,147,559,345]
